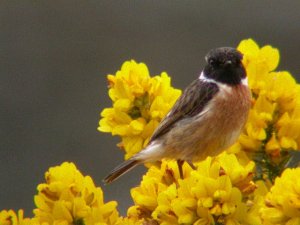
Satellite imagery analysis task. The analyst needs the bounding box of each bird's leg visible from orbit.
[187,160,196,170]
[177,159,184,179]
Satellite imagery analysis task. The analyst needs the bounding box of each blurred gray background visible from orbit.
[1,1,300,216]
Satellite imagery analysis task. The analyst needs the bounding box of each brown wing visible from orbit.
[149,79,219,142]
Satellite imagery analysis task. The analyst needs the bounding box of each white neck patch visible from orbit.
[241,77,248,86]
[199,71,248,87]
[198,71,217,84]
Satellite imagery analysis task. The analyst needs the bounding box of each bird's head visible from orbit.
[203,47,246,85]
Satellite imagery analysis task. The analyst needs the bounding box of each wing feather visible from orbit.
[149,79,219,142]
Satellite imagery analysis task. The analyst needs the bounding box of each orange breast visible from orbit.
[163,84,251,161]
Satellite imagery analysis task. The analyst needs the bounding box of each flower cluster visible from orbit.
[0,163,138,225]
[0,209,34,225]
[260,168,300,225]
[127,153,257,225]
[98,60,181,159]
[233,39,300,163]
[33,162,119,225]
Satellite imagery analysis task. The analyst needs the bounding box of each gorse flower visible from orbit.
[127,153,256,225]
[33,162,119,225]
[0,209,19,225]
[115,217,146,225]
[260,168,300,225]
[98,60,181,159]
[236,39,300,156]
[128,159,194,222]
[0,209,36,225]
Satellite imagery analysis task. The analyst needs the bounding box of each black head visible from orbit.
[203,47,246,85]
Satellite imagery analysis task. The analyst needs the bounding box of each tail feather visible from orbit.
[103,158,140,184]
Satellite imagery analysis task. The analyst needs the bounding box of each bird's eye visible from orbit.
[209,58,218,66]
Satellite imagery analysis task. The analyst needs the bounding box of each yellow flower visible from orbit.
[152,184,178,225]
[129,154,256,224]
[33,162,119,225]
[263,71,298,111]
[236,39,300,160]
[215,152,256,194]
[277,110,300,150]
[238,39,279,93]
[98,60,181,159]
[260,168,300,225]
[0,210,19,225]
[243,180,269,225]
[115,217,146,225]
[128,160,193,222]
[0,209,37,225]
[265,133,281,156]
[172,155,252,225]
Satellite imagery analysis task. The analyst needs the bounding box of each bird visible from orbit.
[103,47,251,184]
